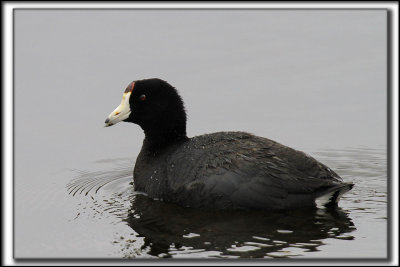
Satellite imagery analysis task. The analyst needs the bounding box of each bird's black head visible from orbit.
[105,78,188,147]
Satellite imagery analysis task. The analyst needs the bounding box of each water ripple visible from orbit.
[66,146,387,258]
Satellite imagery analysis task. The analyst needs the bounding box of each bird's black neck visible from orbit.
[138,83,188,153]
[142,122,188,153]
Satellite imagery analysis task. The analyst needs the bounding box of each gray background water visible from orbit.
[14,10,387,259]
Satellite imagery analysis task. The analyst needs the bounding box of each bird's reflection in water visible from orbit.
[125,194,356,258]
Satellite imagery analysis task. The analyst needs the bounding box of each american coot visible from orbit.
[105,78,353,210]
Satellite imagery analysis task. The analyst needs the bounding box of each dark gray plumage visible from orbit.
[105,78,353,210]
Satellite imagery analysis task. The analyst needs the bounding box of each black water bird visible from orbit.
[105,78,353,210]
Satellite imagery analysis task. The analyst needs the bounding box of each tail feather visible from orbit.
[315,183,354,209]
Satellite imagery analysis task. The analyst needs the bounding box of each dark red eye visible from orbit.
[139,94,146,101]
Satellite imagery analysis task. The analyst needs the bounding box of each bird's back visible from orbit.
[134,132,351,210]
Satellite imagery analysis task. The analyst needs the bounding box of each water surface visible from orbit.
[63,146,387,259]
[13,9,387,260]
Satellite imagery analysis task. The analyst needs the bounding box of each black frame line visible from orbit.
[6,5,396,265]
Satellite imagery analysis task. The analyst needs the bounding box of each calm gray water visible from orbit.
[14,9,387,259]
[63,147,387,259]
